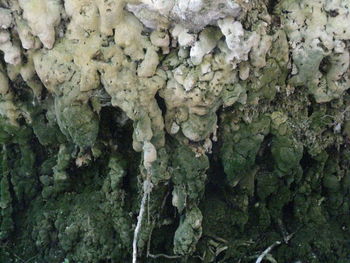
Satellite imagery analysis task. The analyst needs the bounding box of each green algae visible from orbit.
[0,0,349,262]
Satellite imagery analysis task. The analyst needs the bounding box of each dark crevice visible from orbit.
[256,134,274,171]
[155,92,166,116]
[267,0,279,14]
[326,9,339,17]
[307,104,314,117]
[319,56,331,74]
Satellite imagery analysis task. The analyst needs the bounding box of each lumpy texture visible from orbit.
[0,0,350,262]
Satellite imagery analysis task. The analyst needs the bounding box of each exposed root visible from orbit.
[255,232,295,263]
[132,179,153,263]
[145,191,176,260]
[148,253,182,259]
[255,241,281,263]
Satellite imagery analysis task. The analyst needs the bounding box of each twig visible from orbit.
[277,219,290,243]
[24,254,38,263]
[146,190,170,257]
[254,230,296,263]
[193,254,205,261]
[147,253,182,259]
[255,241,281,263]
[132,180,153,263]
[204,234,228,244]
[12,253,25,263]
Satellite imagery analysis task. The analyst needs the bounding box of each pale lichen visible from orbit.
[279,0,350,102]
[18,0,62,49]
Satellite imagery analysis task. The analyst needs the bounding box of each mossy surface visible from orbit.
[0,0,350,262]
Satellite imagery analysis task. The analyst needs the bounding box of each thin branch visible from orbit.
[147,253,182,259]
[255,241,281,263]
[146,190,170,257]
[12,253,25,263]
[24,254,39,263]
[132,180,152,263]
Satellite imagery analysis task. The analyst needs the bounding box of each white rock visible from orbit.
[0,8,12,29]
[143,141,157,170]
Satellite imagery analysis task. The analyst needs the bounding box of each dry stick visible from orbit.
[255,241,281,263]
[146,191,170,256]
[146,191,181,260]
[148,253,182,259]
[255,232,295,263]
[24,254,38,263]
[146,224,182,260]
[12,254,24,263]
[132,180,152,263]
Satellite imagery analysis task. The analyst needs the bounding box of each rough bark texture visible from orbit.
[0,0,350,262]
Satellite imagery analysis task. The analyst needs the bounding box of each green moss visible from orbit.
[171,141,209,206]
[55,100,99,148]
[0,0,350,262]
[174,206,203,255]
[0,149,13,240]
[221,115,270,187]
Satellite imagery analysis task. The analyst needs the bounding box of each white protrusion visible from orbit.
[172,25,196,47]
[170,122,180,134]
[190,28,221,65]
[19,0,62,49]
[218,18,244,50]
[143,141,157,170]
[0,30,21,65]
[218,18,257,62]
[0,8,12,29]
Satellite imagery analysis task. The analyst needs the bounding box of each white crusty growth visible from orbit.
[129,0,241,31]
[218,17,258,63]
[0,30,21,65]
[190,27,222,65]
[0,8,12,29]
[143,141,157,170]
[19,0,62,49]
[0,66,20,125]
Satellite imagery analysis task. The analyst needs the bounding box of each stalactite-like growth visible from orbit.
[0,0,349,262]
